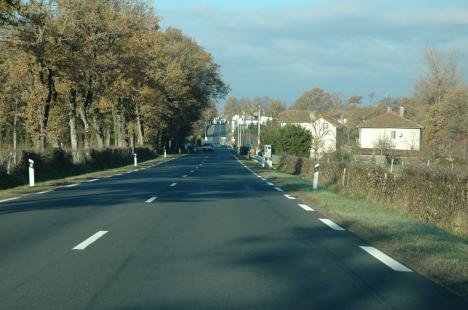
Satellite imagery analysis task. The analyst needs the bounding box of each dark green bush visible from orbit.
[0,147,156,189]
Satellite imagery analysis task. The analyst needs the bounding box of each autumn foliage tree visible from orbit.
[0,0,228,163]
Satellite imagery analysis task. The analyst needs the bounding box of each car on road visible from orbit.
[202,142,214,152]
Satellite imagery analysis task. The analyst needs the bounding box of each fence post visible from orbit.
[390,158,394,173]
[313,163,320,190]
[342,167,346,187]
[134,153,137,167]
[28,159,35,187]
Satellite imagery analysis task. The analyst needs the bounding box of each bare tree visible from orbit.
[415,46,460,105]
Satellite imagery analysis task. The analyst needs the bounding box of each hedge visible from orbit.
[0,147,156,189]
[279,154,468,236]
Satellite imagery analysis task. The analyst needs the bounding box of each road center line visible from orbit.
[190,170,194,173]
[72,231,108,250]
[319,218,345,231]
[182,175,187,178]
[145,196,158,203]
[359,246,412,272]
[284,194,296,199]
[170,182,177,187]
[0,197,20,203]
[298,204,315,211]
[274,187,283,192]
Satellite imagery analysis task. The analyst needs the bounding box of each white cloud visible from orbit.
[157,1,468,103]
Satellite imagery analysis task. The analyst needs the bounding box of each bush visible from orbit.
[262,124,311,157]
[279,154,468,236]
[0,147,157,189]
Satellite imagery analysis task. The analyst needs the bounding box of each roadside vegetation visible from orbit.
[0,0,228,187]
[244,159,468,299]
[0,153,182,201]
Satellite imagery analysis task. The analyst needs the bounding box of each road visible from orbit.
[206,123,227,145]
[0,148,465,309]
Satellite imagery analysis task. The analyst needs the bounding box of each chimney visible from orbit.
[387,107,392,112]
[399,106,405,117]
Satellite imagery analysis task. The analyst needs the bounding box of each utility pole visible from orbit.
[257,104,261,149]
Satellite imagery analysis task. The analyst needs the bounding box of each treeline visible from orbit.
[225,47,467,162]
[0,0,228,163]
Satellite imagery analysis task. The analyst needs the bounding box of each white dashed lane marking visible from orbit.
[319,218,345,231]
[274,187,284,192]
[145,197,158,203]
[298,204,314,211]
[267,182,275,186]
[72,231,108,250]
[170,183,177,187]
[284,194,296,200]
[360,246,412,272]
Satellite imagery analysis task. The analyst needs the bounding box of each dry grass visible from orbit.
[245,160,468,299]
[0,154,182,201]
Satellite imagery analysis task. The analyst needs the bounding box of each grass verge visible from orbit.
[244,160,468,299]
[0,154,183,201]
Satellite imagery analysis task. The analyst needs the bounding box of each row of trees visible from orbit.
[0,0,228,163]
[225,46,466,161]
[223,96,286,121]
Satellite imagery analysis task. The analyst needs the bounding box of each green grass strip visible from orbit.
[245,160,468,299]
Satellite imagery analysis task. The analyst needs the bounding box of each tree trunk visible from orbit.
[69,88,79,163]
[38,67,54,152]
[79,82,93,156]
[104,125,111,148]
[135,103,144,146]
[13,107,17,165]
[93,115,104,149]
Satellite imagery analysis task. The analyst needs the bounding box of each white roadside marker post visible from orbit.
[313,163,320,190]
[262,156,265,168]
[164,147,167,158]
[28,158,35,187]
[134,153,138,167]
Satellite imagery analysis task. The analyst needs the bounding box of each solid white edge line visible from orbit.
[170,182,177,187]
[319,218,345,231]
[0,197,20,203]
[36,190,53,195]
[87,179,99,183]
[145,196,157,203]
[72,231,108,250]
[284,194,296,200]
[359,246,412,272]
[66,183,79,188]
[274,187,283,192]
[298,204,314,211]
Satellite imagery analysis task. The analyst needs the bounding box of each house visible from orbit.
[357,107,423,152]
[278,110,343,157]
[230,114,272,133]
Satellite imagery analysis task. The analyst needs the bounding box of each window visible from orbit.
[323,123,329,134]
[391,131,396,139]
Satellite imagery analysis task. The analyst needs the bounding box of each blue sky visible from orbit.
[153,0,468,106]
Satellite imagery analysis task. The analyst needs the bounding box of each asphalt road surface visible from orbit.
[0,148,465,309]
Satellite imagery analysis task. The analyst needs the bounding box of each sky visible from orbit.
[153,0,468,106]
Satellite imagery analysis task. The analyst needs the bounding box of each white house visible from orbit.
[279,110,343,156]
[357,107,423,151]
[231,114,272,133]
